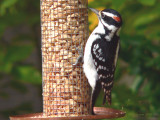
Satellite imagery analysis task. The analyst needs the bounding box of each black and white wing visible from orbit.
[91,38,119,105]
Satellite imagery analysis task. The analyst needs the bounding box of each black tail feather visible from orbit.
[103,89,111,105]
[91,81,101,115]
[101,78,113,106]
[103,93,107,105]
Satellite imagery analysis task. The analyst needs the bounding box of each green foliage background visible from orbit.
[0,0,160,119]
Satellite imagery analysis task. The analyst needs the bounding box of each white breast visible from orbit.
[83,29,101,90]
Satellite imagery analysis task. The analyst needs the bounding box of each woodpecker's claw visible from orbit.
[72,46,84,66]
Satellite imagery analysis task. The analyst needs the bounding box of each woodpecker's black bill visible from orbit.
[89,8,100,17]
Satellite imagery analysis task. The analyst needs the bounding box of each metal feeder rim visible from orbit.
[10,107,126,120]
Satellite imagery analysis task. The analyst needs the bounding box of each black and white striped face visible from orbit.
[89,8,122,30]
[100,9,122,28]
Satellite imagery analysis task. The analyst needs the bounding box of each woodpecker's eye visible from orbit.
[101,12,105,18]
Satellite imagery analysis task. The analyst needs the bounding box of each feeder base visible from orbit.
[10,107,126,120]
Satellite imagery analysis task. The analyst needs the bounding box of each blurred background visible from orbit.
[0,0,160,120]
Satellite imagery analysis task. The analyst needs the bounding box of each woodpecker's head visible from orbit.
[90,8,122,31]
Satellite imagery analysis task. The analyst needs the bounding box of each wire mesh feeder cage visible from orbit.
[41,0,90,117]
[10,0,126,119]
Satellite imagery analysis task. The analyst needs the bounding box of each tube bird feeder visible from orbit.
[10,0,126,119]
[41,0,90,117]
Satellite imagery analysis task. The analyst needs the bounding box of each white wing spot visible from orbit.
[101,66,103,69]
[101,82,104,86]
[99,57,103,61]
[99,65,101,69]
[98,48,102,54]
[94,44,99,49]
[103,76,106,79]
[96,55,99,58]
[96,44,99,49]
[111,74,113,78]
[94,61,97,66]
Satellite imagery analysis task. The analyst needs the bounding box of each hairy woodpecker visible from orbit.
[83,8,122,114]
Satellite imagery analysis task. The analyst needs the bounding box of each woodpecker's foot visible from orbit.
[72,46,84,66]
[72,55,83,66]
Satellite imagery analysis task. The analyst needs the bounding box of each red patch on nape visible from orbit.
[113,16,121,22]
